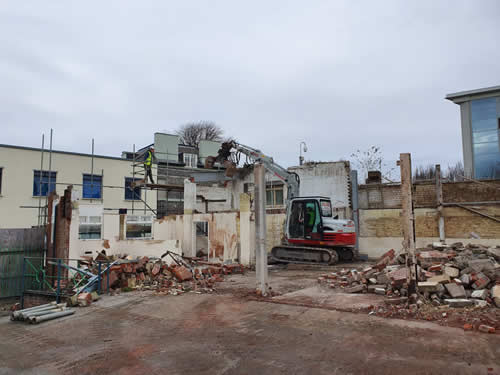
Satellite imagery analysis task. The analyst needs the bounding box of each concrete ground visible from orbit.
[0,266,499,375]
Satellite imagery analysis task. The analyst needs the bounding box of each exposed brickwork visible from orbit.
[359,206,500,239]
[54,187,72,260]
[22,293,53,309]
[359,179,500,209]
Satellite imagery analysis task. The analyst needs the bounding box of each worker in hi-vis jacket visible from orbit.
[143,146,156,184]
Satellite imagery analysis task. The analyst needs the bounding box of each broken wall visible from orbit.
[289,161,351,218]
[358,179,500,258]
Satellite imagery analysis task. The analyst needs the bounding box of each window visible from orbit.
[82,174,102,199]
[320,199,332,217]
[266,184,284,207]
[125,178,141,200]
[33,171,56,197]
[79,215,102,239]
[183,153,198,168]
[126,215,152,239]
[470,98,500,179]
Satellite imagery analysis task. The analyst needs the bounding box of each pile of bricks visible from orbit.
[92,253,244,296]
[321,243,500,332]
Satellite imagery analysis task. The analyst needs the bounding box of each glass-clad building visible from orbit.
[446,86,500,179]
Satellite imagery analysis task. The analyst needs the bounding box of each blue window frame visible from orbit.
[83,174,102,199]
[33,171,56,197]
[125,177,141,200]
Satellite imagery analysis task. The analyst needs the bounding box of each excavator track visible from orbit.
[271,245,340,265]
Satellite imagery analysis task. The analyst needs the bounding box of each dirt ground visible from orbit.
[0,265,499,375]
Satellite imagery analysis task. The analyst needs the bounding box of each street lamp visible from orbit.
[299,141,308,165]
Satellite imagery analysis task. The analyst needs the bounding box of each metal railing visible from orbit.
[20,257,113,308]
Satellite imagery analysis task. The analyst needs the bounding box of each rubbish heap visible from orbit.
[81,250,245,298]
[321,243,500,332]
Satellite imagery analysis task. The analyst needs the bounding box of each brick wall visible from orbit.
[359,206,500,240]
[358,178,500,241]
[359,179,500,209]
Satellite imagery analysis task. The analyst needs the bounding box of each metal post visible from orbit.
[97,261,102,294]
[132,144,136,214]
[398,153,417,294]
[44,129,53,226]
[56,259,61,303]
[106,264,110,294]
[254,163,269,296]
[21,257,26,309]
[350,170,360,254]
[91,138,95,202]
[435,164,445,243]
[38,134,45,226]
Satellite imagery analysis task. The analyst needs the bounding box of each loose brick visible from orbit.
[478,324,495,334]
[472,273,490,290]
[171,266,193,281]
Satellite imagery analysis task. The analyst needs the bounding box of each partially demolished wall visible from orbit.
[358,179,500,258]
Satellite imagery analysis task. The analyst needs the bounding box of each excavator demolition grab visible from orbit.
[206,141,357,265]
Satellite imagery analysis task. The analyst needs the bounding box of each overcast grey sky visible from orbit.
[1,1,499,170]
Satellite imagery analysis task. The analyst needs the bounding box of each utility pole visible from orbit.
[435,164,445,243]
[254,162,269,296]
[397,153,417,294]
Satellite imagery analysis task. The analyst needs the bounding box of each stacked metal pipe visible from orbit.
[10,302,75,324]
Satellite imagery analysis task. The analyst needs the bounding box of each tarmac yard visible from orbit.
[0,268,499,375]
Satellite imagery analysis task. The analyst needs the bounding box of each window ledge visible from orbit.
[81,198,103,201]
[125,237,154,240]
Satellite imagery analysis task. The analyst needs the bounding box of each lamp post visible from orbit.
[299,141,308,166]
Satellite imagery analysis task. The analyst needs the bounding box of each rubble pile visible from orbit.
[320,243,500,332]
[81,251,245,298]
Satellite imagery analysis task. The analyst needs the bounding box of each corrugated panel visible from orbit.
[0,228,46,298]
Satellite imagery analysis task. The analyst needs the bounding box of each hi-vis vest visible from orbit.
[145,151,152,166]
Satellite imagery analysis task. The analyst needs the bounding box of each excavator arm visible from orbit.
[218,141,300,201]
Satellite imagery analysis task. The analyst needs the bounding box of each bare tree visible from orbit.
[413,161,465,182]
[176,121,223,147]
[350,146,396,183]
[414,164,436,181]
[445,161,465,181]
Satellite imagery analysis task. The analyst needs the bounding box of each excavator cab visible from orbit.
[288,198,324,239]
[274,196,356,264]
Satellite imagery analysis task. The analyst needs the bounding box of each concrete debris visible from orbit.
[444,299,474,308]
[444,283,466,298]
[327,242,500,326]
[491,285,500,307]
[471,289,489,300]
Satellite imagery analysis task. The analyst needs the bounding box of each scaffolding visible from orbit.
[29,131,185,225]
